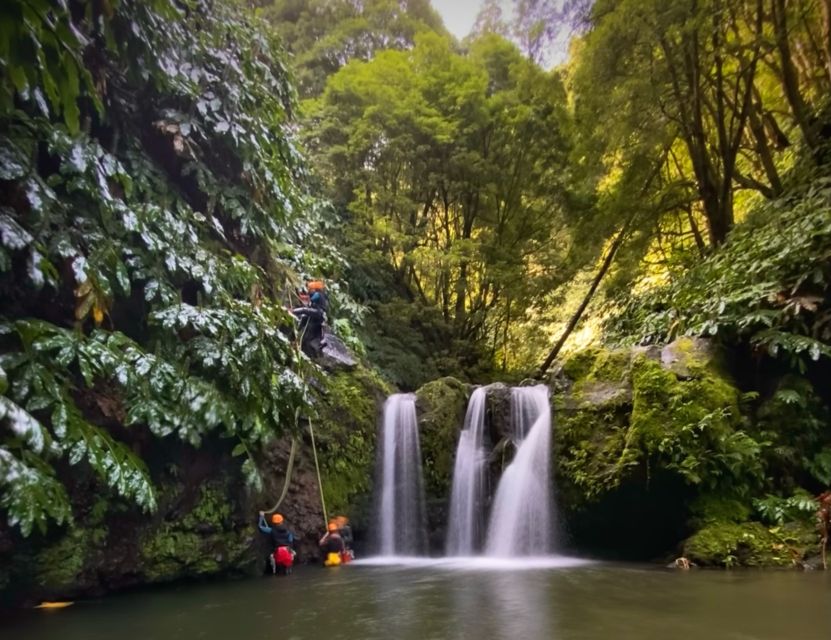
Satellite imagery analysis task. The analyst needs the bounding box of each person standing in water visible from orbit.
[336,515,354,561]
[318,521,345,566]
[258,512,296,574]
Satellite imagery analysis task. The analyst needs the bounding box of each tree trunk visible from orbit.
[823,0,831,85]
[771,0,819,151]
[536,221,630,378]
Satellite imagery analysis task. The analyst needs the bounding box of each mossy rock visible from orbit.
[561,346,632,384]
[316,365,391,515]
[180,483,233,532]
[34,529,91,590]
[138,525,254,583]
[555,339,754,506]
[683,520,817,567]
[415,377,469,498]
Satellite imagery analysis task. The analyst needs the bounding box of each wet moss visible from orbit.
[316,365,391,515]
[181,483,232,531]
[683,520,818,568]
[34,529,88,590]
[415,377,469,498]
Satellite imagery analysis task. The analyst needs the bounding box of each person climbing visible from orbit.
[335,515,354,563]
[308,280,328,314]
[258,511,296,575]
[290,280,327,357]
[318,520,345,567]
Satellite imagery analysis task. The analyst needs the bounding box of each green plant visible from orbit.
[0,0,356,536]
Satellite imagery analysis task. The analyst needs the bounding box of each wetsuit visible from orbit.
[319,532,344,554]
[258,515,295,549]
[339,525,354,550]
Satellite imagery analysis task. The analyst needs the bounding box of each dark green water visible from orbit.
[6,560,831,640]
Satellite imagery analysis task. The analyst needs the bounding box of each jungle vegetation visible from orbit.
[1,0,830,551]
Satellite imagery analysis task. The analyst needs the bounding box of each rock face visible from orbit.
[0,363,390,608]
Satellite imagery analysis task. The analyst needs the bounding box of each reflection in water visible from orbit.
[4,564,831,640]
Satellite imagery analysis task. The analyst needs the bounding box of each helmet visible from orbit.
[307,280,325,292]
[271,513,284,525]
[327,521,338,532]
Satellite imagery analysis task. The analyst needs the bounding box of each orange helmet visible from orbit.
[327,521,338,532]
[307,280,325,292]
[271,513,284,525]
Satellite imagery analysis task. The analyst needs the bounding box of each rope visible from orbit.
[262,436,298,514]
[308,418,329,528]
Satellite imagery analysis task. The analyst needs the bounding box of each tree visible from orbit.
[305,32,573,380]
[251,0,447,97]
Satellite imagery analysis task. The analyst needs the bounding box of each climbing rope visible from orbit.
[262,436,298,514]
[308,418,329,528]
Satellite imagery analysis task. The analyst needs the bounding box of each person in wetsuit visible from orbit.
[335,515,354,561]
[258,512,296,574]
[318,521,345,566]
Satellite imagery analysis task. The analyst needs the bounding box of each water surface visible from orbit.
[6,560,830,640]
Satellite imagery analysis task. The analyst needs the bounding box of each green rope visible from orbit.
[262,436,298,514]
[308,419,329,528]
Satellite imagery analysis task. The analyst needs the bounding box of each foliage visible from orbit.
[251,0,446,98]
[316,366,390,514]
[753,491,818,527]
[306,31,573,379]
[607,179,831,369]
[0,0,343,536]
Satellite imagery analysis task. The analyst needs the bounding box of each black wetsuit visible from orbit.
[320,533,344,554]
[270,525,294,549]
[339,525,353,550]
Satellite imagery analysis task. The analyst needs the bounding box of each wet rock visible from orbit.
[415,377,470,498]
[317,327,358,370]
[484,382,512,442]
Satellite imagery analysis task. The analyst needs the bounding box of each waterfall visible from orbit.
[485,385,553,557]
[446,387,488,555]
[378,394,427,556]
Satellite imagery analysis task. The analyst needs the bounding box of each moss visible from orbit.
[140,529,204,581]
[181,483,232,530]
[688,494,752,527]
[415,377,469,498]
[556,342,756,513]
[35,528,89,589]
[684,520,817,567]
[562,347,631,384]
[316,364,390,514]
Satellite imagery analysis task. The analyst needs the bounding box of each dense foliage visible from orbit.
[0,0,340,536]
[609,176,831,369]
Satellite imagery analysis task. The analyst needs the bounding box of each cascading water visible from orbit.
[377,394,427,556]
[485,385,553,557]
[445,387,488,555]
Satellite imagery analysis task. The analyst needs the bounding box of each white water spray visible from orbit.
[446,387,488,555]
[378,394,427,556]
[485,385,553,557]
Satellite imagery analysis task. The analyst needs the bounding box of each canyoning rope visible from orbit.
[308,418,329,528]
[262,436,298,514]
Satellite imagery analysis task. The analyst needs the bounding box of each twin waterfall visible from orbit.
[377,385,555,558]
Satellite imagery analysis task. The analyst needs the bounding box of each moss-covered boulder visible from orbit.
[556,338,749,501]
[683,520,819,568]
[415,377,470,499]
[553,339,775,560]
